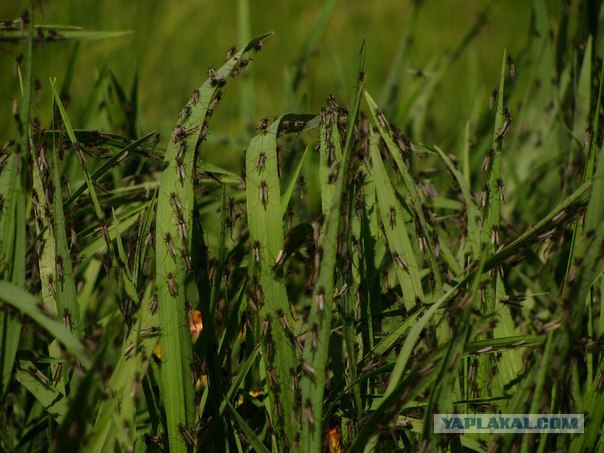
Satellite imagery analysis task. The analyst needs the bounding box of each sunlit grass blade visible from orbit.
[365,90,443,295]
[156,33,272,452]
[368,130,423,307]
[245,115,297,448]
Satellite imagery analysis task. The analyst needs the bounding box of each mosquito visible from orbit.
[167,272,178,296]
[259,180,269,208]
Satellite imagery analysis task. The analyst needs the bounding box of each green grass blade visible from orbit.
[224,400,271,453]
[0,281,91,368]
[156,33,272,452]
[368,130,423,307]
[429,144,481,259]
[300,46,366,452]
[364,90,443,295]
[15,361,68,424]
[47,84,82,338]
[245,116,297,447]
[0,27,132,43]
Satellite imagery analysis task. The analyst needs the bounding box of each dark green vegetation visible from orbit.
[0,1,603,452]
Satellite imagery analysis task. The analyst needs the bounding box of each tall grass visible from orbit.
[0,1,603,452]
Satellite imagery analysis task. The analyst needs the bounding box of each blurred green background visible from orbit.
[1,0,549,167]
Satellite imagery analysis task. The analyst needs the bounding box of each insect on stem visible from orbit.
[253,240,261,266]
[167,272,178,296]
[259,180,269,208]
[164,233,177,260]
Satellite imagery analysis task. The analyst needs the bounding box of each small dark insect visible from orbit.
[149,298,158,314]
[376,110,389,129]
[246,292,258,312]
[261,315,270,337]
[178,424,196,447]
[179,105,191,121]
[267,364,277,389]
[99,221,111,245]
[207,91,222,115]
[47,275,56,296]
[225,46,236,60]
[304,399,314,424]
[491,225,500,246]
[191,88,200,104]
[171,124,197,143]
[238,58,250,68]
[164,233,177,260]
[37,146,47,172]
[181,251,193,273]
[0,153,9,172]
[56,256,63,278]
[552,209,567,224]
[299,175,306,201]
[507,55,515,78]
[496,110,512,141]
[167,272,178,296]
[328,162,339,184]
[290,370,299,391]
[177,162,186,185]
[480,185,489,208]
[537,230,555,241]
[177,219,187,241]
[300,360,316,379]
[141,326,160,338]
[489,89,498,110]
[257,117,269,131]
[254,280,264,305]
[176,142,186,162]
[52,362,62,384]
[310,324,318,351]
[256,152,266,172]
[273,249,286,271]
[124,343,137,359]
[277,308,290,332]
[496,177,506,203]
[253,240,261,265]
[482,148,494,173]
[393,252,408,271]
[145,231,154,247]
[254,39,265,51]
[316,287,325,311]
[259,180,269,207]
[170,192,183,213]
[388,206,396,228]
[62,309,71,331]
[334,283,348,300]
[417,231,427,253]
[26,366,51,386]
[266,337,274,359]
[208,66,225,87]
[274,398,283,417]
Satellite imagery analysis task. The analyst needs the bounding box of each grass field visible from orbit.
[0,1,602,452]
